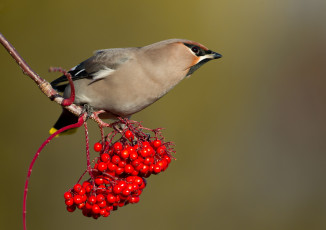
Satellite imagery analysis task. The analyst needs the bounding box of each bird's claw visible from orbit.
[82,104,94,121]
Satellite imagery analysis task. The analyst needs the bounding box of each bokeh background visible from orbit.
[1,0,326,229]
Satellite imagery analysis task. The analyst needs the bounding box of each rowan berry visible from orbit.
[73,184,82,193]
[97,162,107,172]
[100,153,110,163]
[73,195,83,204]
[67,205,76,212]
[65,198,74,206]
[92,204,100,214]
[125,130,134,140]
[113,142,123,152]
[112,155,121,164]
[107,194,116,203]
[64,192,72,200]
[120,149,129,159]
[94,143,102,152]
[152,139,162,148]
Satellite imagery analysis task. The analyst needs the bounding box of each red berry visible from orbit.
[144,157,154,165]
[135,163,144,171]
[139,148,149,157]
[124,164,134,174]
[157,146,166,155]
[134,177,143,185]
[112,155,121,164]
[115,167,124,175]
[65,198,74,206]
[100,153,110,163]
[85,184,93,193]
[158,159,168,170]
[153,165,162,174]
[118,160,126,168]
[140,165,150,174]
[126,176,135,183]
[127,146,135,152]
[125,130,134,140]
[102,210,110,217]
[131,170,139,176]
[113,142,123,152]
[73,195,83,204]
[97,162,107,172]
[85,202,93,210]
[129,152,138,161]
[118,201,125,207]
[73,184,82,193]
[113,185,122,194]
[96,194,105,202]
[107,162,117,171]
[66,205,76,212]
[88,195,97,204]
[152,139,162,148]
[122,189,131,196]
[97,184,107,193]
[106,205,114,212]
[131,159,141,167]
[142,141,150,148]
[120,149,130,159]
[98,200,107,208]
[107,194,116,203]
[94,142,102,152]
[132,183,139,191]
[115,195,121,203]
[92,204,100,214]
[118,181,127,189]
[78,188,86,196]
[146,147,155,156]
[82,181,90,187]
[134,189,143,196]
[64,192,72,200]
[164,155,171,164]
[129,196,140,204]
[95,177,104,185]
[77,203,85,209]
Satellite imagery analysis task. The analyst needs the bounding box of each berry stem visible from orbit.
[23,116,86,230]
[84,122,93,179]
[48,67,75,106]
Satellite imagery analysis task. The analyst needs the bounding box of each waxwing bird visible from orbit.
[50,39,222,135]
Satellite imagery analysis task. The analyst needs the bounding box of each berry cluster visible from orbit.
[64,127,174,219]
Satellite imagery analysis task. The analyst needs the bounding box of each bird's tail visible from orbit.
[49,109,79,136]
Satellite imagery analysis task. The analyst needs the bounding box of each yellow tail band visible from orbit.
[49,127,78,137]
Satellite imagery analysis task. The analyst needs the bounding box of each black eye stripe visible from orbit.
[183,43,205,56]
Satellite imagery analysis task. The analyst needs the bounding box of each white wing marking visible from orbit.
[92,67,115,81]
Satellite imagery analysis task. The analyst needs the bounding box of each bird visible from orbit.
[50,39,222,135]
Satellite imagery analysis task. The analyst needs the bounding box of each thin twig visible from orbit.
[0,32,110,126]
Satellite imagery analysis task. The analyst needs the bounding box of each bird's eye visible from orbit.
[191,46,200,55]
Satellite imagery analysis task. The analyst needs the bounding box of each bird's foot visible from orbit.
[81,104,94,120]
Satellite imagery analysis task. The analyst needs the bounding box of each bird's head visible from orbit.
[142,39,222,78]
[181,40,222,77]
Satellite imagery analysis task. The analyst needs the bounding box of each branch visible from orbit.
[0,32,107,122]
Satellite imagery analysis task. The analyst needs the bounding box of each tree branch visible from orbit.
[0,32,107,122]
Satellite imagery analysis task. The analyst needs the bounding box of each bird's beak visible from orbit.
[208,51,222,59]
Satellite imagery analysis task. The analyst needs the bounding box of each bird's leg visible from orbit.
[81,104,94,121]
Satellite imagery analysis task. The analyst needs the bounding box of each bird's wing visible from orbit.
[51,48,137,92]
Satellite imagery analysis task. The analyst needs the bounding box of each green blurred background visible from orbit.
[1,0,326,229]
